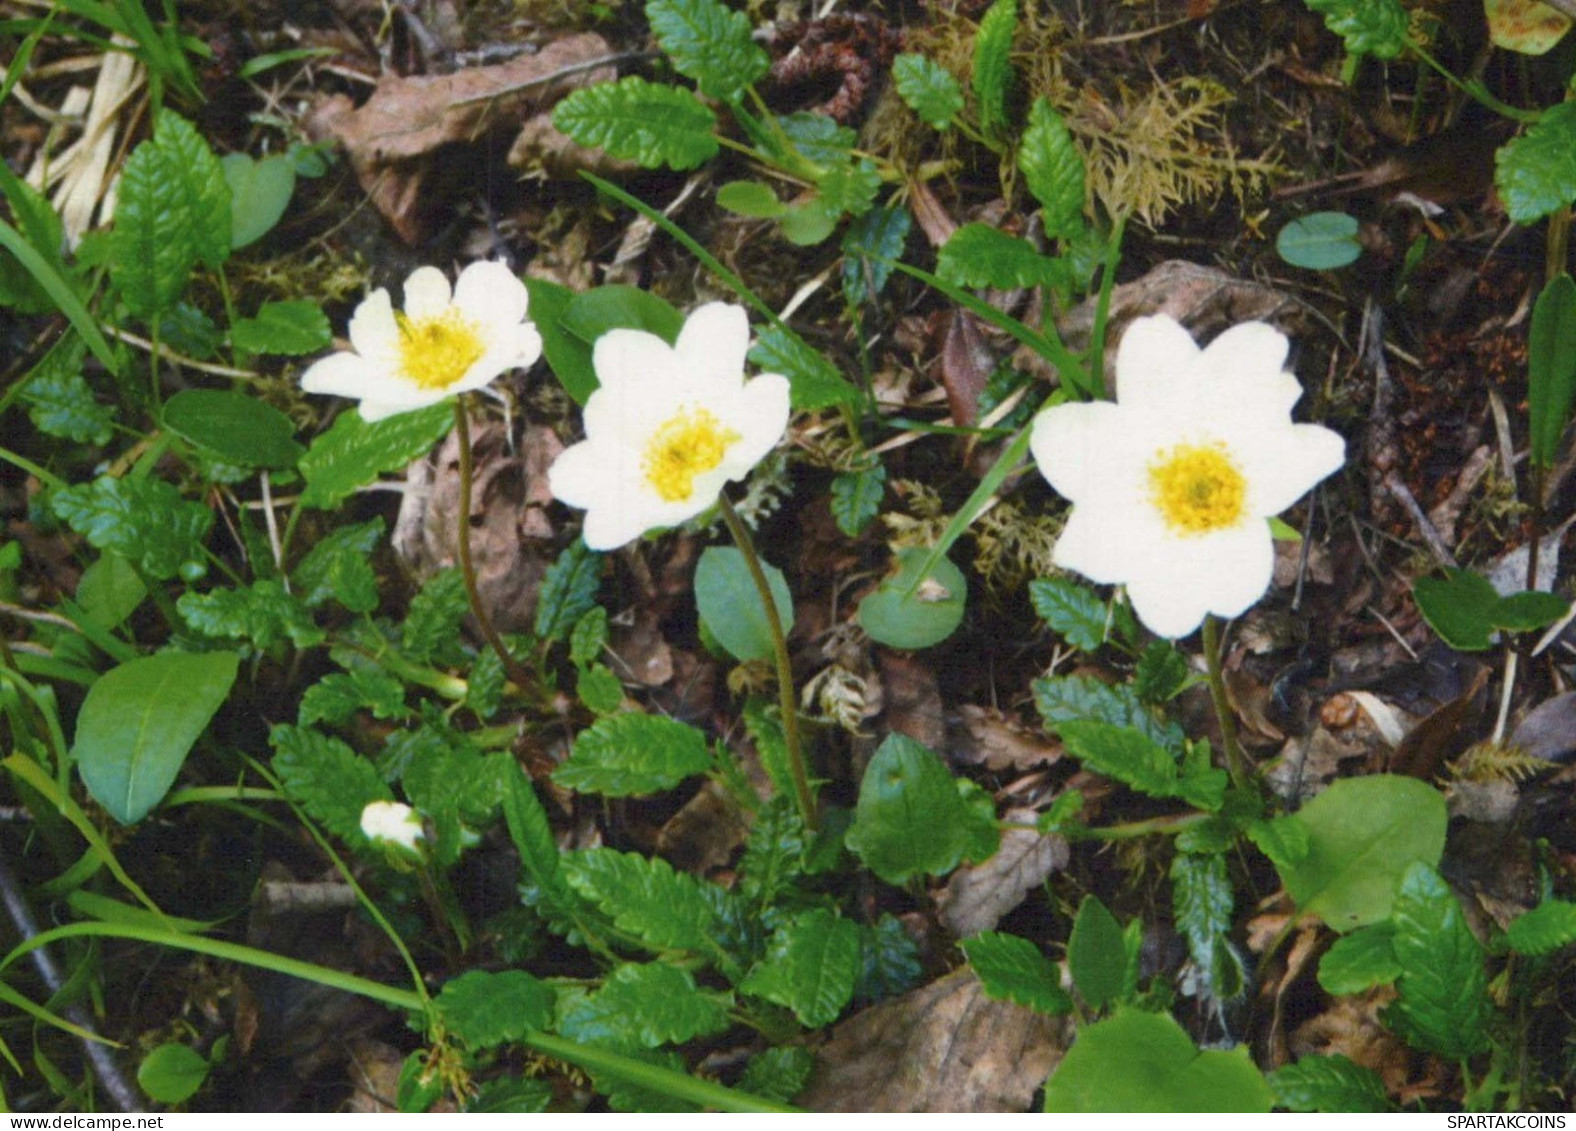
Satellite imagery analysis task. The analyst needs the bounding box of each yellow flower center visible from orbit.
[397,310,486,390]
[1148,442,1247,535]
[643,408,740,502]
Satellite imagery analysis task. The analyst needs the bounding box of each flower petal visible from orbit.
[716,373,790,480]
[299,351,390,399]
[549,438,627,510]
[1233,422,1346,516]
[1116,315,1200,410]
[1196,321,1301,420]
[675,302,751,393]
[347,288,400,367]
[1054,502,1160,586]
[587,329,683,444]
[1031,400,1140,505]
[453,260,529,330]
[1126,523,1274,637]
[402,266,453,321]
[515,323,544,369]
[359,392,441,422]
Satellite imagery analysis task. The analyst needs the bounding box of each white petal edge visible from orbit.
[1031,400,1136,506]
[1233,422,1346,517]
[1124,523,1273,638]
[675,302,751,393]
[347,288,400,367]
[402,266,453,321]
[1115,315,1200,410]
[716,374,790,480]
[299,351,388,399]
[453,260,529,331]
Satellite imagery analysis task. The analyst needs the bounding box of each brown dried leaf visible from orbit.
[655,779,750,876]
[1389,665,1490,780]
[799,969,1070,1112]
[1511,692,1576,763]
[937,808,1069,936]
[1289,992,1415,1098]
[876,649,946,751]
[949,705,1061,772]
[939,309,993,426]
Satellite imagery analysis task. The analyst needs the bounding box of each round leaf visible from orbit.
[858,547,967,650]
[137,1043,209,1104]
[221,152,296,249]
[717,180,787,218]
[1276,211,1362,270]
[163,389,305,469]
[694,545,794,663]
[844,732,968,884]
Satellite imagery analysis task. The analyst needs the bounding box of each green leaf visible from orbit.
[1067,896,1126,1010]
[1171,852,1244,999]
[0,194,117,372]
[534,539,603,642]
[403,737,508,867]
[693,545,794,663]
[1412,567,1501,650]
[269,723,393,848]
[738,795,807,906]
[1032,675,1185,752]
[645,0,768,102]
[778,199,841,248]
[553,712,711,796]
[137,1043,208,1104]
[576,664,624,715]
[552,77,719,170]
[299,669,408,726]
[151,111,231,270]
[466,1077,553,1114]
[178,578,325,650]
[230,299,332,356]
[560,962,731,1047]
[972,0,1016,140]
[221,152,296,248]
[76,553,147,629]
[561,848,719,955]
[1497,102,1576,225]
[299,402,453,509]
[1276,211,1362,270]
[73,651,238,824]
[1504,899,1576,956]
[1245,816,1311,873]
[109,138,198,318]
[829,462,885,536]
[522,276,591,404]
[1495,589,1570,631]
[22,338,112,445]
[292,518,384,613]
[1018,98,1085,240]
[1268,1054,1391,1113]
[845,732,969,884]
[1387,863,1491,1058]
[716,180,787,218]
[1029,575,1108,651]
[856,913,923,1001]
[570,606,610,667]
[893,52,964,129]
[52,475,213,582]
[0,165,68,314]
[163,389,305,469]
[1056,721,1226,809]
[1043,1008,1272,1113]
[739,1046,814,1105]
[1304,0,1410,60]
[1267,775,1446,933]
[1133,640,1189,704]
[434,969,556,1050]
[964,930,1073,1015]
[841,204,910,304]
[937,223,1065,290]
[1316,922,1400,994]
[502,761,567,902]
[817,160,882,219]
[748,323,858,410]
[561,284,684,349]
[401,569,469,665]
[740,908,860,1027]
[857,546,968,650]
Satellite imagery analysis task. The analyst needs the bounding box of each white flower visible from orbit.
[360,800,425,852]
[1030,315,1345,639]
[548,302,791,550]
[299,261,542,422]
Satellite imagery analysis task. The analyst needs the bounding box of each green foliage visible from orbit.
[561,848,720,955]
[137,1043,208,1105]
[534,539,603,643]
[553,77,719,170]
[739,908,860,1026]
[972,0,1016,141]
[747,324,858,410]
[22,339,112,445]
[72,651,238,824]
[221,152,296,248]
[0,167,68,314]
[645,0,768,103]
[1504,899,1576,956]
[1029,575,1108,651]
[149,111,230,270]
[1387,863,1491,1059]
[570,606,609,667]
[292,518,384,614]
[963,930,1072,1015]
[717,181,786,218]
[1413,567,1568,651]
[1056,721,1226,811]
[163,389,305,469]
[841,205,909,304]
[1133,641,1189,704]
[1497,102,1576,225]
[299,669,408,726]
[434,969,556,1050]
[76,553,147,629]
[828,462,885,537]
[577,664,624,715]
[178,578,325,650]
[53,474,213,581]
[1267,1055,1391,1113]
[1032,675,1185,752]
[1317,922,1400,994]
[1171,851,1244,999]
[1276,211,1362,270]
[856,914,923,1001]
[229,300,332,356]
[738,796,808,906]
[1265,775,1446,933]
[845,733,972,884]
[1303,0,1410,61]
[775,112,856,165]
[466,1078,554,1113]
[1528,273,1576,469]
[298,403,453,509]
[817,161,882,220]
[403,737,508,866]
[1067,896,1125,1009]
[693,546,794,663]
[1018,99,1085,241]
[1043,1008,1272,1113]
[402,569,470,665]
[502,762,570,908]
[857,546,968,650]
[893,52,964,129]
[560,963,732,1047]
[739,1046,814,1104]
[552,712,712,796]
[269,724,393,848]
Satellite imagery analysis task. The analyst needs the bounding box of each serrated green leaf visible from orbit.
[774,111,856,166]
[1304,0,1410,60]
[739,1046,814,1104]
[1018,98,1085,240]
[645,0,768,102]
[1317,922,1399,994]
[748,323,857,410]
[270,724,392,847]
[738,795,807,906]
[844,732,969,884]
[938,223,1065,290]
[178,578,325,650]
[856,913,923,1002]
[299,402,453,509]
[292,518,384,613]
[553,712,711,796]
[553,77,718,170]
[972,0,1016,140]
[857,547,968,650]
[466,647,507,719]
[1387,862,1491,1058]
[1504,898,1576,956]
[435,969,556,1050]
[1245,816,1311,872]
[893,52,964,129]
[740,908,860,1027]
[534,538,602,642]
[230,299,332,356]
[221,152,295,249]
[963,931,1072,1015]
[1043,1007,1271,1112]
[52,475,212,581]
[163,389,305,469]
[1028,575,1107,651]
[73,651,238,825]
[299,669,408,727]
[1171,852,1244,999]
[1056,720,1225,808]
[137,1043,208,1105]
[1276,211,1362,270]
[1133,640,1189,704]
[560,962,731,1047]
[466,1077,553,1114]
[829,462,885,537]
[1268,775,1446,933]
[502,760,566,901]
[1268,1054,1391,1113]
[576,664,624,715]
[151,111,230,270]
[402,568,469,665]
[561,848,719,955]
[1033,675,1185,752]
[1068,896,1125,1010]
[570,606,609,667]
[22,337,111,444]
[400,733,508,866]
[841,204,909,304]
[109,137,198,318]
[1497,102,1576,225]
[693,545,794,663]
[817,160,881,219]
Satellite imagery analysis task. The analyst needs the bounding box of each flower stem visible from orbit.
[452,401,536,696]
[717,494,817,831]
[1201,614,1250,791]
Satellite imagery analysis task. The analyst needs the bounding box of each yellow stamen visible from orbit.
[1148,442,1246,535]
[643,408,740,502]
[397,309,486,390]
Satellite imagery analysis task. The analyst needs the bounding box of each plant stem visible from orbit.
[452,401,536,696]
[717,495,817,831]
[1201,615,1249,790]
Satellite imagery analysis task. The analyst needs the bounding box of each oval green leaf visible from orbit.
[163,389,305,469]
[1276,211,1362,270]
[693,545,794,663]
[137,1043,209,1104]
[222,152,296,249]
[717,180,787,218]
[844,732,968,884]
[858,547,967,650]
[1528,271,1576,469]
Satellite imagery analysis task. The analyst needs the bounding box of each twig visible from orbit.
[1383,471,1459,570]
[103,325,260,380]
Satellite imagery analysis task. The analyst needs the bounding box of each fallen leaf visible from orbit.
[1389,665,1490,780]
[1264,725,1385,802]
[950,705,1061,772]
[876,649,946,751]
[938,309,993,426]
[1289,991,1417,1099]
[1511,692,1576,762]
[937,808,1069,936]
[1486,0,1572,55]
[655,779,750,876]
[799,968,1070,1112]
